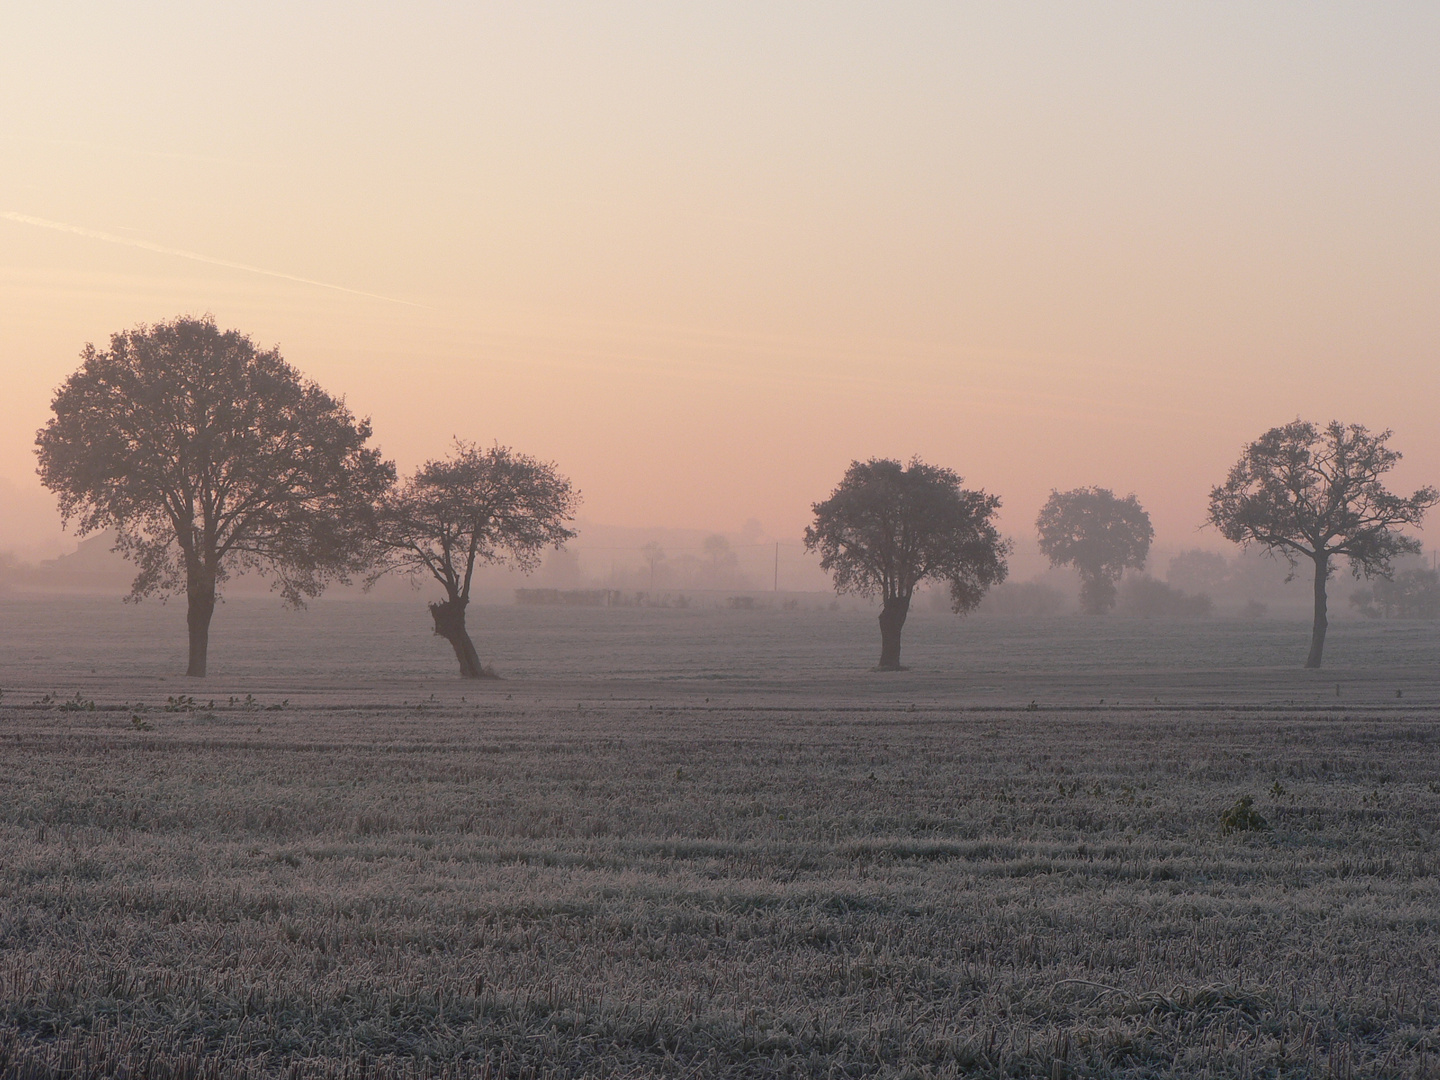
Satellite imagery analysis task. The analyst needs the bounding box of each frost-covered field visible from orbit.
[1,594,1438,1077]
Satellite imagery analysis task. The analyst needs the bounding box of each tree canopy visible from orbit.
[35,315,393,676]
[1208,419,1436,666]
[372,441,579,677]
[804,458,1008,669]
[1035,487,1153,614]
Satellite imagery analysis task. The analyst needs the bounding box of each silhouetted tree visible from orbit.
[1036,488,1153,614]
[372,442,578,677]
[35,316,393,677]
[1209,420,1437,668]
[804,458,1008,670]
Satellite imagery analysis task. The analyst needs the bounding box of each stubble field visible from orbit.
[2,594,1438,1078]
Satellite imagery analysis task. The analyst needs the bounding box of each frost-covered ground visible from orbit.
[1,595,1438,1077]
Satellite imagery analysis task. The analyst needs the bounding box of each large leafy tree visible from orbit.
[1208,420,1436,668]
[804,458,1008,670]
[35,316,393,677]
[372,442,578,678]
[1036,487,1153,614]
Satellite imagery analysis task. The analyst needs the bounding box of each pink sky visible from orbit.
[3,4,1437,561]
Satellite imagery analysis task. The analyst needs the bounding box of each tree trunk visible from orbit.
[877,595,910,670]
[429,597,490,678]
[1079,574,1117,615]
[1305,553,1329,669]
[185,565,217,678]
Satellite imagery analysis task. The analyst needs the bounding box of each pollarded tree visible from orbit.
[804,458,1009,670]
[1036,487,1153,614]
[372,442,578,677]
[35,316,394,677]
[1208,420,1437,668]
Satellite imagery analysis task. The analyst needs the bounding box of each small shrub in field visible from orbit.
[1220,795,1269,835]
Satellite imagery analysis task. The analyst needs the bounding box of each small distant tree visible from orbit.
[372,442,578,677]
[1036,487,1153,614]
[1166,549,1231,598]
[641,541,665,591]
[1391,569,1440,619]
[804,458,1008,670]
[700,534,740,590]
[35,316,393,677]
[1117,576,1213,618]
[1209,420,1437,667]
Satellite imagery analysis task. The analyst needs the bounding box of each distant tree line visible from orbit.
[1350,568,1440,620]
[34,316,1438,675]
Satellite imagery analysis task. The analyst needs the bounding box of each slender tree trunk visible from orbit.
[877,595,910,670]
[429,597,491,678]
[1305,553,1329,669]
[185,564,217,678]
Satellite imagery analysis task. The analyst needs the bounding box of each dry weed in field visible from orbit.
[1218,794,1269,835]
[1,698,1438,1078]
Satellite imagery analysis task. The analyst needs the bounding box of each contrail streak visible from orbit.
[1,211,424,307]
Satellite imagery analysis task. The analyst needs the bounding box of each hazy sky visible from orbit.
[3,3,1438,558]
